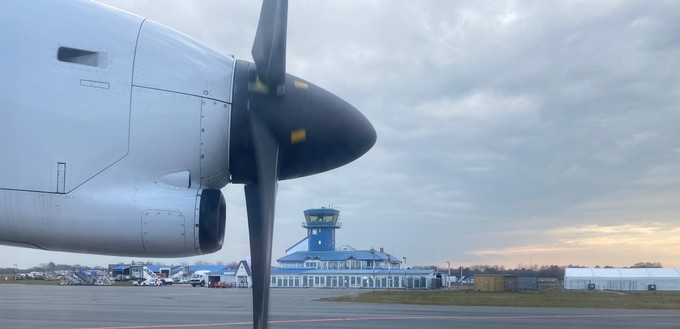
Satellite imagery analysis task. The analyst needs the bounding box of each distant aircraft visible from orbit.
[0,1,376,328]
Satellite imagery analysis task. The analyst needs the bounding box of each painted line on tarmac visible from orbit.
[74,313,680,329]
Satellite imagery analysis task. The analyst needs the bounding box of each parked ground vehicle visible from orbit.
[133,278,160,286]
[114,274,130,282]
[209,281,236,288]
[190,271,210,287]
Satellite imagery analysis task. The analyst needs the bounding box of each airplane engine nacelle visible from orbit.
[0,187,226,257]
[0,1,234,257]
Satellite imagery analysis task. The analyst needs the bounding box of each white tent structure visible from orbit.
[564,268,680,291]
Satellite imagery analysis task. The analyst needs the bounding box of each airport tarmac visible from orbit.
[1,284,679,329]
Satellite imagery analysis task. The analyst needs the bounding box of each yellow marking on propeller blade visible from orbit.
[248,77,269,94]
[291,129,307,144]
[294,81,309,89]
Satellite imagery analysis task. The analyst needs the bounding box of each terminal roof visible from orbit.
[278,250,402,263]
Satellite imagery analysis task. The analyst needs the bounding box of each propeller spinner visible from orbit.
[229,1,376,328]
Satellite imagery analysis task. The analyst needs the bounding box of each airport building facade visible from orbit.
[108,262,252,287]
[270,208,443,289]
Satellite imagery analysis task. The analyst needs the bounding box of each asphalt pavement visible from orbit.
[0,284,679,328]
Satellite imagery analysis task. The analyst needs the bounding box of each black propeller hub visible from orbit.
[230,60,376,183]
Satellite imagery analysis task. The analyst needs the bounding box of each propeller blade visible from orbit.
[235,2,375,329]
[251,0,288,95]
[244,112,279,329]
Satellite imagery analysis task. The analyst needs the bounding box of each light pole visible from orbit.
[447,261,451,290]
[387,254,391,294]
[13,264,17,280]
[460,266,463,286]
[402,257,407,291]
[370,248,376,294]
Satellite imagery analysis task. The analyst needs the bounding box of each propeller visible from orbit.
[251,0,287,96]
[229,1,377,328]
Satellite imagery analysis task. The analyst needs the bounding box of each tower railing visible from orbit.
[301,221,341,228]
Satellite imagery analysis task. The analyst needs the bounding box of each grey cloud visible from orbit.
[4,1,680,268]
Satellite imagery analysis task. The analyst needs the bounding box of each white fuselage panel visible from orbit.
[133,20,234,103]
[0,0,142,193]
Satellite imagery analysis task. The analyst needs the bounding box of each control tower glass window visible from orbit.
[305,214,337,223]
[306,215,318,222]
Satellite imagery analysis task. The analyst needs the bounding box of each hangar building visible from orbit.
[474,274,538,292]
[564,268,680,291]
[270,208,442,289]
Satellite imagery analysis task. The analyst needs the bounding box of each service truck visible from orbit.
[189,270,210,287]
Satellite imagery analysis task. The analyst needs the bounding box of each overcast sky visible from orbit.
[3,0,680,269]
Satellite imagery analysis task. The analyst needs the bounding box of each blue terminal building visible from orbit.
[271,208,443,289]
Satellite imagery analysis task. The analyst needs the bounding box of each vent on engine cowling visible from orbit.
[57,46,106,68]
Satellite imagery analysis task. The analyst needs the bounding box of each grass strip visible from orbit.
[321,290,680,310]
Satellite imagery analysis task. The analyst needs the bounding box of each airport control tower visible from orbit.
[302,208,341,252]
